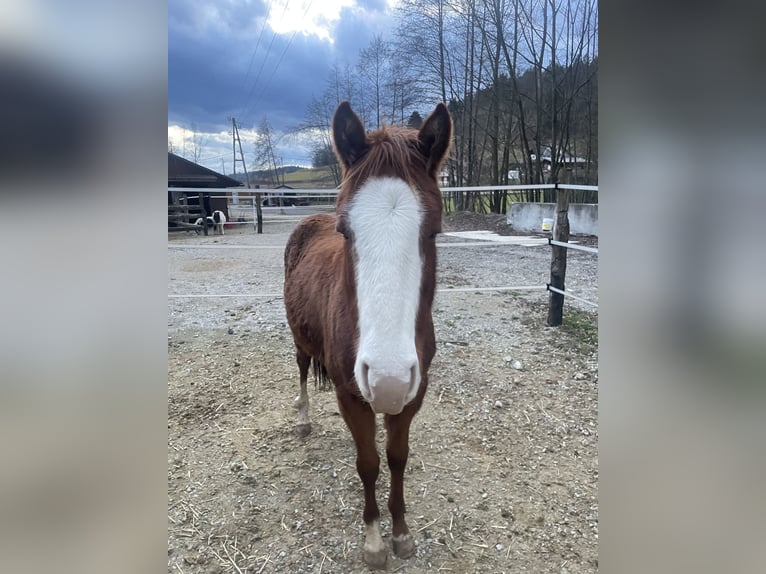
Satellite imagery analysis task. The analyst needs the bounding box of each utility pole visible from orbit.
[232,117,263,233]
[223,157,239,207]
[231,117,236,175]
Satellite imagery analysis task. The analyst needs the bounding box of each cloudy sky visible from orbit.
[169,0,399,172]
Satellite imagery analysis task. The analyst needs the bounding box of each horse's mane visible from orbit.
[340,125,429,192]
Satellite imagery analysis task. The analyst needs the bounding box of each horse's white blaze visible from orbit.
[349,176,423,415]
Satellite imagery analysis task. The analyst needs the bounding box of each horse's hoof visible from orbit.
[296,423,312,437]
[363,546,388,570]
[392,533,416,559]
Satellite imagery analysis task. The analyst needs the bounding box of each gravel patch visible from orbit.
[168,212,598,573]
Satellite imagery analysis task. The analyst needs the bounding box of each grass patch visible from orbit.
[281,166,337,187]
[560,308,598,352]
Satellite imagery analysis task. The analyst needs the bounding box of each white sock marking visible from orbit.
[364,519,385,553]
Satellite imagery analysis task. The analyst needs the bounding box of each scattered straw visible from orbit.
[221,542,244,574]
[424,462,458,472]
[444,539,458,557]
[318,551,334,574]
[257,553,271,574]
[417,517,439,532]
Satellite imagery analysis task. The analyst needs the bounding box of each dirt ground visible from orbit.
[168,213,598,573]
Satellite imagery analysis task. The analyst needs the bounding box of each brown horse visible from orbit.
[283,101,452,568]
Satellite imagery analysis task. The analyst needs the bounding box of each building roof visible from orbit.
[168,152,244,188]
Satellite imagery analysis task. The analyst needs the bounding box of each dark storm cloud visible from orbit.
[169,0,270,37]
[334,3,399,56]
[235,33,336,130]
[169,0,398,165]
[169,29,334,133]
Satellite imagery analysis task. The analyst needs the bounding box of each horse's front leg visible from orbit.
[384,406,418,559]
[337,393,386,569]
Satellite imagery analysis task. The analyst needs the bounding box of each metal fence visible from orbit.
[168,184,598,228]
[168,184,599,322]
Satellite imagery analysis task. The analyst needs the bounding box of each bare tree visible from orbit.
[301,0,597,207]
[252,118,282,186]
[358,35,393,128]
[386,57,419,125]
[299,93,342,186]
[189,123,207,164]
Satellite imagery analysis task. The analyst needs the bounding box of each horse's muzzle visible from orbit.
[358,361,419,415]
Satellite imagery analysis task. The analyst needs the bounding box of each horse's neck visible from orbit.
[335,243,357,296]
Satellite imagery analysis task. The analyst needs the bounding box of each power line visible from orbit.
[244,0,315,123]
[239,0,275,96]
[197,151,234,162]
[239,0,292,124]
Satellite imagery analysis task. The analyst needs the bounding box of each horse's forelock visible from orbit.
[338,126,435,205]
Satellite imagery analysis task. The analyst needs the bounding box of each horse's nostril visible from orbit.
[409,364,418,393]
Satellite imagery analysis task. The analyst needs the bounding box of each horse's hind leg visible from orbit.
[293,350,311,437]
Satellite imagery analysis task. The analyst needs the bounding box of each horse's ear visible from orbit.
[418,102,452,176]
[332,101,368,168]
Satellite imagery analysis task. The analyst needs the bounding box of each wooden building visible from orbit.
[167,152,243,229]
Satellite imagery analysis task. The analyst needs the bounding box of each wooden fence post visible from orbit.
[200,192,209,236]
[255,191,263,234]
[547,183,570,326]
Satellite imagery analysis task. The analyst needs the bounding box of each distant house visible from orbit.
[167,152,243,224]
[262,184,309,207]
[508,145,590,183]
[530,145,588,172]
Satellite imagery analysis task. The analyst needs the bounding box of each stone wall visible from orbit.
[506,203,598,235]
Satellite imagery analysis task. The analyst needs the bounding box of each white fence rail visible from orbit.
[168,183,598,201]
[169,184,598,229]
[169,184,599,317]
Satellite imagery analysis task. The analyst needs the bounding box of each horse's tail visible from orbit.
[311,358,332,391]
